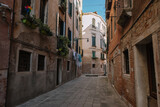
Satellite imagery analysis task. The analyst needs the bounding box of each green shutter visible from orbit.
[92,51,95,58]
[70,3,72,17]
[101,53,102,59]
[92,36,96,46]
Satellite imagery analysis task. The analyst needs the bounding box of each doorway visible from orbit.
[146,43,157,107]
[134,37,158,107]
[56,59,62,86]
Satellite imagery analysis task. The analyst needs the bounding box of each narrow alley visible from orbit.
[17,76,127,107]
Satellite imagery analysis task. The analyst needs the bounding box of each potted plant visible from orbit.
[57,36,70,57]
[39,24,53,36]
[21,15,39,29]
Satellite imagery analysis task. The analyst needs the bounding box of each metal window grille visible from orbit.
[18,50,31,72]
[38,55,45,71]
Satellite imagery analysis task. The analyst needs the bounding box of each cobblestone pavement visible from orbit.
[17,76,127,107]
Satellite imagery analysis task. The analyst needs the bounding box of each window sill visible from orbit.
[68,15,72,18]
[92,57,98,59]
[92,46,96,48]
[37,70,45,72]
[123,74,130,78]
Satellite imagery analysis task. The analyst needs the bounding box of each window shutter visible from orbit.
[44,1,49,24]
[92,51,95,58]
[71,31,72,47]
[92,37,94,46]
[30,0,35,15]
[82,49,83,57]
[56,12,59,36]
[94,37,96,46]
[70,3,72,17]
[63,22,66,36]
[92,36,96,46]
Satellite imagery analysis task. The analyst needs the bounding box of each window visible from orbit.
[67,61,70,71]
[68,1,72,17]
[18,50,31,72]
[114,6,116,32]
[76,39,78,52]
[68,28,72,48]
[101,53,104,59]
[76,18,78,30]
[21,0,31,15]
[123,49,129,74]
[92,51,96,58]
[59,18,65,36]
[100,39,102,48]
[124,0,132,8]
[40,0,49,24]
[79,46,81,54]
[81,49,83,57]
[111,20,113,40]
[92,64,95,68]
[92,36,96,47]
[98,23,100,29]
[38,55,45,71]
[92,18,96,28]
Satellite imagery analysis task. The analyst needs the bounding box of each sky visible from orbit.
[82,0,106,20]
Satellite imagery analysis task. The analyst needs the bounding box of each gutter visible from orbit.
[121,0,153,40]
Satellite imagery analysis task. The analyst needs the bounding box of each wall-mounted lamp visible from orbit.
[74,38,89,42]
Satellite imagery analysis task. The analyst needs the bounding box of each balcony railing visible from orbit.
[117,0,132,27]
[92,56,98,59]
[59,0,66,12]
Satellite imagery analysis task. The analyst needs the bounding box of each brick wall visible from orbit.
[120,0,160,106]
[0,1,13,106]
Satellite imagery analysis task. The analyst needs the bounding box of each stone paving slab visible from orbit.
[17,76,127,107]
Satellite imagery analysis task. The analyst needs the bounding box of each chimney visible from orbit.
[93,11,97,14]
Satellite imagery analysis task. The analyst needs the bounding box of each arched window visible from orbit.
[92,18,96,28]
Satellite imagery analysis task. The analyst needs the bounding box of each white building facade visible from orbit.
[82,12,107,75]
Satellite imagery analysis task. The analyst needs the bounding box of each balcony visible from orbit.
[59,0,66,13]
[76,6,80,14]
[101,58,106,60]
[105,0,112,19]
[92,56,98,59]
[117,0,132,27]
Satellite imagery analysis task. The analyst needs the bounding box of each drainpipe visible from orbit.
[73,0,76,77]
[6,0,16,106]
[65,0,67,36]
[73,0,75,49]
